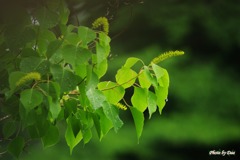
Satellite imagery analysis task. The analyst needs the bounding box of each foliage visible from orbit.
[0,0,183,158]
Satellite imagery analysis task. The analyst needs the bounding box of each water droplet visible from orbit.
[165,98,168,102]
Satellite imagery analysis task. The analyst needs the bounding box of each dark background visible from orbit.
[2,0,240,159]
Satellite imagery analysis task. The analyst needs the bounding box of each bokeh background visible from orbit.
[5,0,240,159]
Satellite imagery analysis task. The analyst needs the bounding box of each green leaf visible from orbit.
[9,71,25,90]
[46,40,62,59]
[82,129,92,144]
[8,136,25,158]
[147,91,157,119]
[152,64,169,87]
[59,0,70,24]
[75,110,93,144]
[78,26,96,47]
[1,96,19,116]
[155,85,169,114]
[102,102,123,132]
[138,69,152,89]
[85,68,104,106]
[86,88,106,110]
[28,125,44,139]
[37,29,56,55]
[21,107,50,135]
[98,114,112,139]
[20,89,43,112]
[34,7,59,29]
[20,108,37,129]
[131,87,148,112]
[96,43,107,66]
[98,81,125,104]
[63,32,80,46]
[66,25,75,33]
[4,26,35,50]
[75,64,87,78]
[48,96,61,119]
[62,45,92,70]
[152,64,169,114]
[92,113,101,139]
[65,116,83,154]
[143,66,158,88]
[123,57,141,68]
[42,125,59,148]
[20,57,50,75]
[50,64,80,93]
[75,110,93,128]
[20,48,38,58]
[98,32,111,48]
[115,67,138,89]
[63,99,78,118]
[20,27,36,45]
[78,82,90,109]
[92,109,113,140]
[130,107,144,143]
[86,69,99,90]
[94,59,108,78]
[28,116,50,138]
[39,81,60,101]
[3,121,17,138]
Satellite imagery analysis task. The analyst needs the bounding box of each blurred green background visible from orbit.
[6,0,240,159]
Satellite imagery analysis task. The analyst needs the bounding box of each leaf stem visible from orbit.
[123,98,131,108]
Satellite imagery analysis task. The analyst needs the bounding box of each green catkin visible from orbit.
[151,50,184,64]
[16,72,41,87]
[116,103,127,111]
[92,17,109,35]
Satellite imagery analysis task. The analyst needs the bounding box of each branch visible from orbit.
[0,150,7,155]
[0,115,11,122]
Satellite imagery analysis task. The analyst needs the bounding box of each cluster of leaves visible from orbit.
[0,0,183,158]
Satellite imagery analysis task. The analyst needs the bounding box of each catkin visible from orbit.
[16,72,41,87]
[151,50,184,64]
[92,17,109,35]
[116,103,127,110]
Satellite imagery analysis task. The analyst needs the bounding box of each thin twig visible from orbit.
[0,150,7,155]
[0,115,11,122]
[123,98,131,108]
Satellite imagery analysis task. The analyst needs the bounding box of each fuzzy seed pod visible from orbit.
[151,50,184,64]
[16,72,41,87]
[92,17,109,35]
[116,103,127,110]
